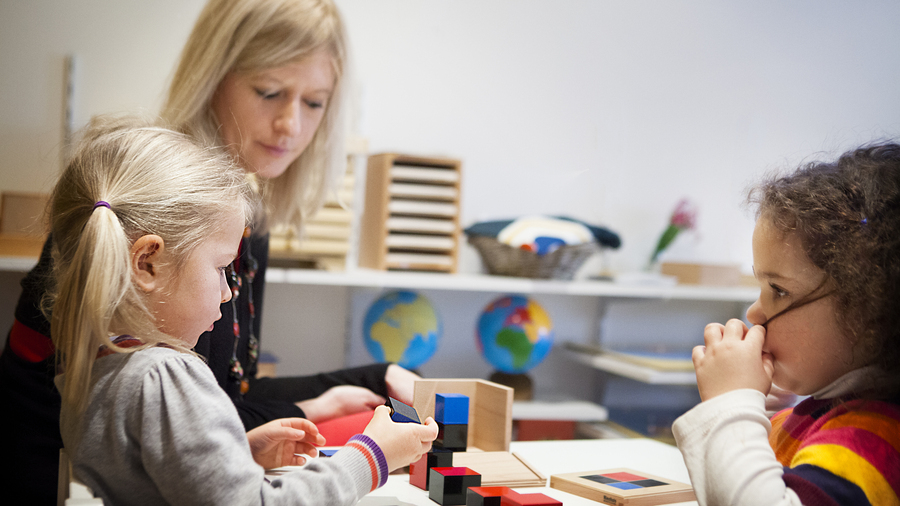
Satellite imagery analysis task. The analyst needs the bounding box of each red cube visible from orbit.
[466,486,515,506]
[500,492,562,506]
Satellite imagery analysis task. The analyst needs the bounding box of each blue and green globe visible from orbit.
[477,295,554,374]
[363,290,441,370]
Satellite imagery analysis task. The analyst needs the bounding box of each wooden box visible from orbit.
[660,262,741,287]
[359,154,462,273]
[550,468,695,506]
[413,379,513,452]
[0,192,48,258]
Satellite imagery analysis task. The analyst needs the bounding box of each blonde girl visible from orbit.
[53,116,437,505]
[673,142,900,505]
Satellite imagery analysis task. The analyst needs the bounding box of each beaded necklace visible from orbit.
[227,227,259,395]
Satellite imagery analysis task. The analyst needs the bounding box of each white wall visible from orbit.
[2,1,899,407]
[3,0,899,274]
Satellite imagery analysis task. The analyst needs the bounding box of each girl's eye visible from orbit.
[770,283,789,298]
[254,88,280,100]
[304,99,324,109]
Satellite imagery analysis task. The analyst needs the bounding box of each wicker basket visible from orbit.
[467,235,598,279]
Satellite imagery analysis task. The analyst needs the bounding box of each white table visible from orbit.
[361,438,697,506]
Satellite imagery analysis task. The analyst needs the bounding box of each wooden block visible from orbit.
[436,421,468,451]
[550,468,695,506]
[408,449,454,490]
[659,262,740,287]
[466,486,514,506]
[414,379,513,452]
[429,467,482,506]
[500,492,561,506]
[436,393,469,424]
[451,451,546,488]
[409,453,429,490]
[388,397,420,423]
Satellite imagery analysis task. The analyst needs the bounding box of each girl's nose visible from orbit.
[746,299,766,326]
[220,270,233,304]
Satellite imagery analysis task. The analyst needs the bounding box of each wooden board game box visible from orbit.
[550,468,695,506]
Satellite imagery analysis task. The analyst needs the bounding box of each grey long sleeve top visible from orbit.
[58,347,387,506]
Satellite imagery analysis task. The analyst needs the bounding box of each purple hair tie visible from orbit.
[93,201,111,210]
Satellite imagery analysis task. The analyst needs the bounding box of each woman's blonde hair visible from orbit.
[49,115,254,414]
[160,0,349,233]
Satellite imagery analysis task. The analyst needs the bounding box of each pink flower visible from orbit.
[648,198,698,267]
[670,198,697,230]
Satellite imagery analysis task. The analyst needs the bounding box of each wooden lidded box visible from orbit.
[660,262,741,286]
[359,154,462,273]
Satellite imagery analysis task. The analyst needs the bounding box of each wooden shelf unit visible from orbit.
[359,154,462,273]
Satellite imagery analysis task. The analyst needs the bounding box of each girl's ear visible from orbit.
[131,235,166,293]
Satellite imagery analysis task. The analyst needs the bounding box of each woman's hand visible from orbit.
[363,405,438,472]
[385,364,421,405]
[296,385,386,424]
[693,319,774,401]
[246,418,326,470]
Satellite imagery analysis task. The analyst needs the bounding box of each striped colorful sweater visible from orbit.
[769,396,900,505]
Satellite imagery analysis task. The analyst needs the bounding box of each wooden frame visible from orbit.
[413,379,513,452]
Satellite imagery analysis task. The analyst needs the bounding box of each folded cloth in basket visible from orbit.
[464,216,621,255]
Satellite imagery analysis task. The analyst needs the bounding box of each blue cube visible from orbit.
[435,393,469,425]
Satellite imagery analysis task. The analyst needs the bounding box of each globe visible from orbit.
[363,290,441,370]
[476,295,554,374]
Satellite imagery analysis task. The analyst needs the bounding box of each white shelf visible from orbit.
[0,258,757,303]
[513,400,609,422]
[0,256,38,272]
[563,345,698,385]
[266,267,758,302]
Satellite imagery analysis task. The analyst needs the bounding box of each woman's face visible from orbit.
[211,49,335,179]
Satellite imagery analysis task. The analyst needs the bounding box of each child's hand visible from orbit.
[362,405,438,472]
[693,319,775,401]
[296,385,386,423]
[246,418,326,470]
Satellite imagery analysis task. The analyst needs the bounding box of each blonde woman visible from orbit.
[0,1,418,502]
[51,116,436,505]
[161,0,420,425]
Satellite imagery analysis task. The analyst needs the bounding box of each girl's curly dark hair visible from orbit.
[749,142,900,390]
